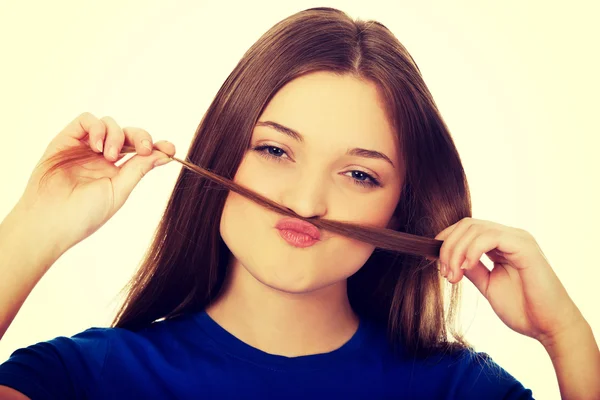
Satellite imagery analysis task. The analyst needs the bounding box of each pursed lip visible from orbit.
[274,217,321,240]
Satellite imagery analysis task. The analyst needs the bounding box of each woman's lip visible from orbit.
[274,217,321,240]
[277,229,319,248]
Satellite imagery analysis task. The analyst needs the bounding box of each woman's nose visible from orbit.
[278,171,327,219]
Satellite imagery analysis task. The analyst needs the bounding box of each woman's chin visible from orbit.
[250,268,334,295]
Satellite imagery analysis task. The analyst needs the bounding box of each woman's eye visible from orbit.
[252,145,288,162]
[252,145,381,188]
[345,170,381,188]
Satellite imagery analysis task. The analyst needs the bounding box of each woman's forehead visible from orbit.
[256,72,398,158]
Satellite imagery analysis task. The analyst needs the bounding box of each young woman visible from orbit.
[0,6,597,399]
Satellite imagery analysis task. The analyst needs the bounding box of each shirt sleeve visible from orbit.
[0,327,111,400]
[455,351,535,400]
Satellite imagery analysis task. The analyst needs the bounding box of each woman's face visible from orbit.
[220,71,403,293]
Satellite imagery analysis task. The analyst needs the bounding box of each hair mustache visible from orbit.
[40,144,443,262]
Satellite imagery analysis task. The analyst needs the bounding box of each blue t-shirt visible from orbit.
[0,310,534,399]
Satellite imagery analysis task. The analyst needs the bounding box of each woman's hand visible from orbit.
[17,112,176,257]
[434,218,585,346]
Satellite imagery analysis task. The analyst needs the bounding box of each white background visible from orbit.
[1,1,598,398]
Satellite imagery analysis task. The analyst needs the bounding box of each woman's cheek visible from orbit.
[331,189,397,227]
[242,157,292,197]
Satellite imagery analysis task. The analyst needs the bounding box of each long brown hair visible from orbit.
[40,7,473,359]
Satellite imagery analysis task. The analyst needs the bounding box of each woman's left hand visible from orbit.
[434,217,585,345]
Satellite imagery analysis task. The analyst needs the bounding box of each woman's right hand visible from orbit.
[15,112,176,257]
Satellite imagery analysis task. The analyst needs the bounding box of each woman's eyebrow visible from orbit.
[255,120,395,169]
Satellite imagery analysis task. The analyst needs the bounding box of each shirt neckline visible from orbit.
[192,310,371,371]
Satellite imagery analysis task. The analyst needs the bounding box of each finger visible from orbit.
[122,127,154,156]
[57,112,102,141]
[110,149,168,210]
[118,140,175,159]
[88,119,108,153]
[434,219,461,241]
[451,228,503,284]
[152,140,176,158]
[437,218,473,278]
[433,218,465,266]
[100,116,125,162]
[462,260,491,297]
[446,224,481,283]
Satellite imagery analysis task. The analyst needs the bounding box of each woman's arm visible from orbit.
[0,386,29,400]
[0,203,62,340]
[540,319,600,399]
[435,218,599,398]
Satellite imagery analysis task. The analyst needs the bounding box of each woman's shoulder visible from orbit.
[402,346,533,399]
[0,326,117,399]
[4,313,196,365]
[359,320,533,399]
[0,315,198,397]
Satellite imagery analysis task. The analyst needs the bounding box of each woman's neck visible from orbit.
[204,260,360,357]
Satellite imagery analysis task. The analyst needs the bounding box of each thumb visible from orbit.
[111,152,171,209]
[463,260,491,297]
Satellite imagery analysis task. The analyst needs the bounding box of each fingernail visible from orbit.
[109,147,117,160]
[154,158,171,167]
[441,263,448,275]
[96,140,103,152]
[142,139,151,150]
[460,260,469,270]
[448,270,454,280]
